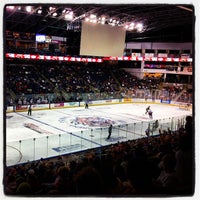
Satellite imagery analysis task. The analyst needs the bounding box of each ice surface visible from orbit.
[5,103,192,166]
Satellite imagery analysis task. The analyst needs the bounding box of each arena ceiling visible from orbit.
[4,4,194,43]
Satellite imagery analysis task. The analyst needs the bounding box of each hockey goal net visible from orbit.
[179,103,191,111]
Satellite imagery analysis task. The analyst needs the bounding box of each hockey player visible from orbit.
[148,109,153,119]
[27,104,32,116]
[107,124,113,139]
[152,120,159,131]
[145,106,150,114]
[145,123,151,137]
[85,102,89,109]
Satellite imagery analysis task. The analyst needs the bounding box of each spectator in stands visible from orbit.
[127,146,154,194]
[26,169,41,194]
[112,163,136,194]
[4,174,17,195]
[16,181,33,195]
[153,153,179,194]
[175,133,193,194]
[74,166,104,195]
[185,115,193,135]
[49,166,72,195]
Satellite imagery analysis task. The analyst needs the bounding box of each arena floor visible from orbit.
[5,103,192,166]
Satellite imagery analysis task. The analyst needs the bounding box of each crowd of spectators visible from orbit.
[4,115,194,196]
[159,83,192,103]
[6,62,158,95]
[5,62,192,106]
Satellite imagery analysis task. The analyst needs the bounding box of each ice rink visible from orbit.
[5,103,192,166]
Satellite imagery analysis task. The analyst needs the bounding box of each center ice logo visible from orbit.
[70,116,116,128]
[72,116,115,127]
[58,115,127,129]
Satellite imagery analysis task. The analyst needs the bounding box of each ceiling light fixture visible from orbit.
[64,11,74,20]
[49,6,56,11]
[52,12,58,17]
[90,14,96,19]
[62,9,67,13]
[85,17,90,22]
[6,6,15,10]
[136,23,143,32]
[37,8,42,14]
[82,12,144,31]
[25,6,32,13]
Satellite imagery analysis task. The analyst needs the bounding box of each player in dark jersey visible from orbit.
[27,104,32,116]
[145,106,150,114]
[107,124,113,139]
[85,102,89,109]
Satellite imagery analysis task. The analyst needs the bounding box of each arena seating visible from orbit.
[5,62,192,106]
